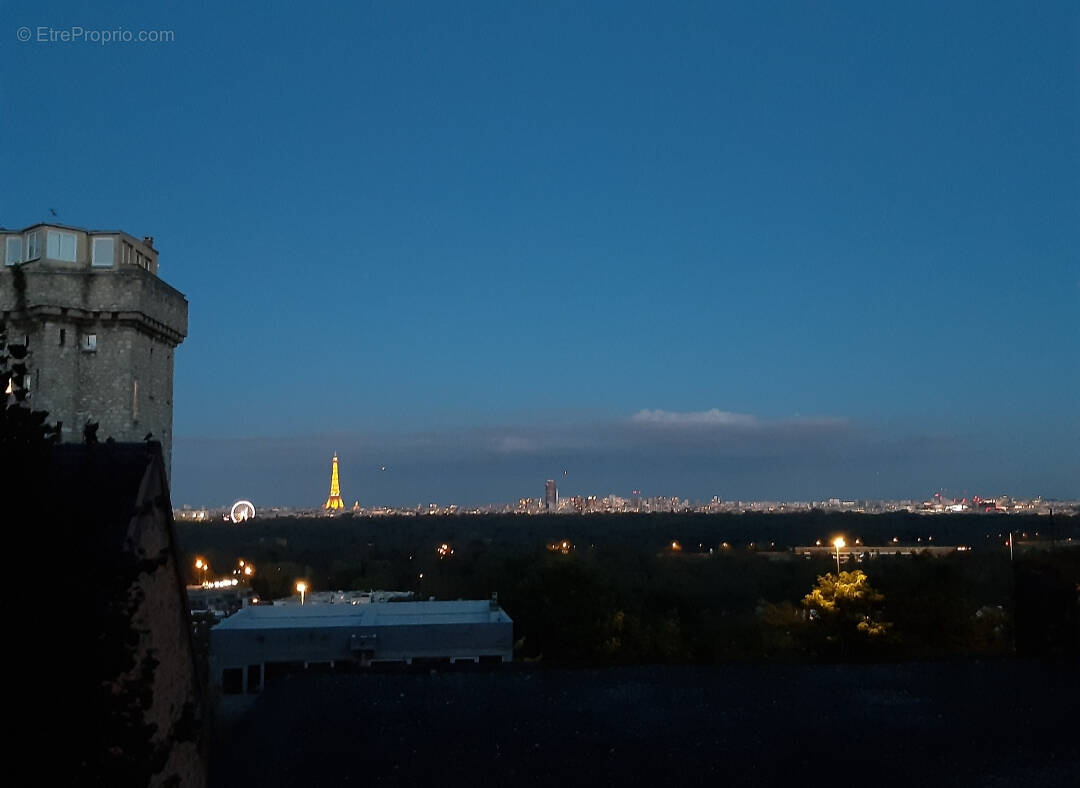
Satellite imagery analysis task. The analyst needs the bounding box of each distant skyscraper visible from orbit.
[324,453,344,510]
[545,479,557,512]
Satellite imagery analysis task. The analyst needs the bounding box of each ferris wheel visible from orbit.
[230,500,256,523]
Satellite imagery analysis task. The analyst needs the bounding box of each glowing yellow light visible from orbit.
[832,537,844,574]
[323,453,345,510]
[296,581,308,605]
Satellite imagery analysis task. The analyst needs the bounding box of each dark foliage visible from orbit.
[2,336,199,785]
[1014,551,1080,658]
[1,320,62,452]
[178,512,1078,666]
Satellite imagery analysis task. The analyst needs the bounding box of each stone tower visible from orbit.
[0,223,187,480]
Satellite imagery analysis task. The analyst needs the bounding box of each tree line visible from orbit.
[178,512,1078,663]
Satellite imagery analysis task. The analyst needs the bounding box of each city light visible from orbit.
[205,578,239,589]
[233,558,256,578]
[296,581,307,605]
[174,492,1070,520]
[833,537,845,575]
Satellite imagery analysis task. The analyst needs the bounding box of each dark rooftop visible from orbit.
[211,660,1079,787]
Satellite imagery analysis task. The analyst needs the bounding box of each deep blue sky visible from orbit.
[3,1,1077,506]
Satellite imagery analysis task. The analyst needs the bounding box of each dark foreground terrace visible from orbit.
[212,660,1078,787]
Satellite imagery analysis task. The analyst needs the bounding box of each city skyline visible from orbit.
[4,2,1078,507]
[173,410,1077,509]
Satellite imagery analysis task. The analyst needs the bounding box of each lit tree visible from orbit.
[803,570,882,613]
[802,570,894,653]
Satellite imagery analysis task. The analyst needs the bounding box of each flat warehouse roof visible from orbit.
[214,600,512,631]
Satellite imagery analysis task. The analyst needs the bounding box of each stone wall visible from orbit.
[128,450,207,788]
[0,260,187,479]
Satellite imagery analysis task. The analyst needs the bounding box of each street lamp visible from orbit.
[832,538,845,575]
[296,581,307,605]
[194,557,208,586]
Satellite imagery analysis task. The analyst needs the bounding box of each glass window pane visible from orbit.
[25,232,40,260]
[60,232,77,261]
[48,231,77,261]
[92,237,114,267]
[4,236,20,265]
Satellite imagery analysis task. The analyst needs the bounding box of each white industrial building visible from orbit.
[210,598,513,695]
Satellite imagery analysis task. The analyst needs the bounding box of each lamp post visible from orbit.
[195,557,208,587]
[832,537,845,575]
[296,581,307,606]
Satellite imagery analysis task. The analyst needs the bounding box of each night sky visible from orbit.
[3,1,1077,506]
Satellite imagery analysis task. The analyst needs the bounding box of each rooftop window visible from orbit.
[47,230,77,262]
[4,236,20,265]
[92,237,115,268]
[25,231,41,261]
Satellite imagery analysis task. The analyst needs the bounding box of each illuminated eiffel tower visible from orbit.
[323,453,345,510]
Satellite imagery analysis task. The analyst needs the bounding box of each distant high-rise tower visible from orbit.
[545,479,557,512]
[324,453,344,510]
